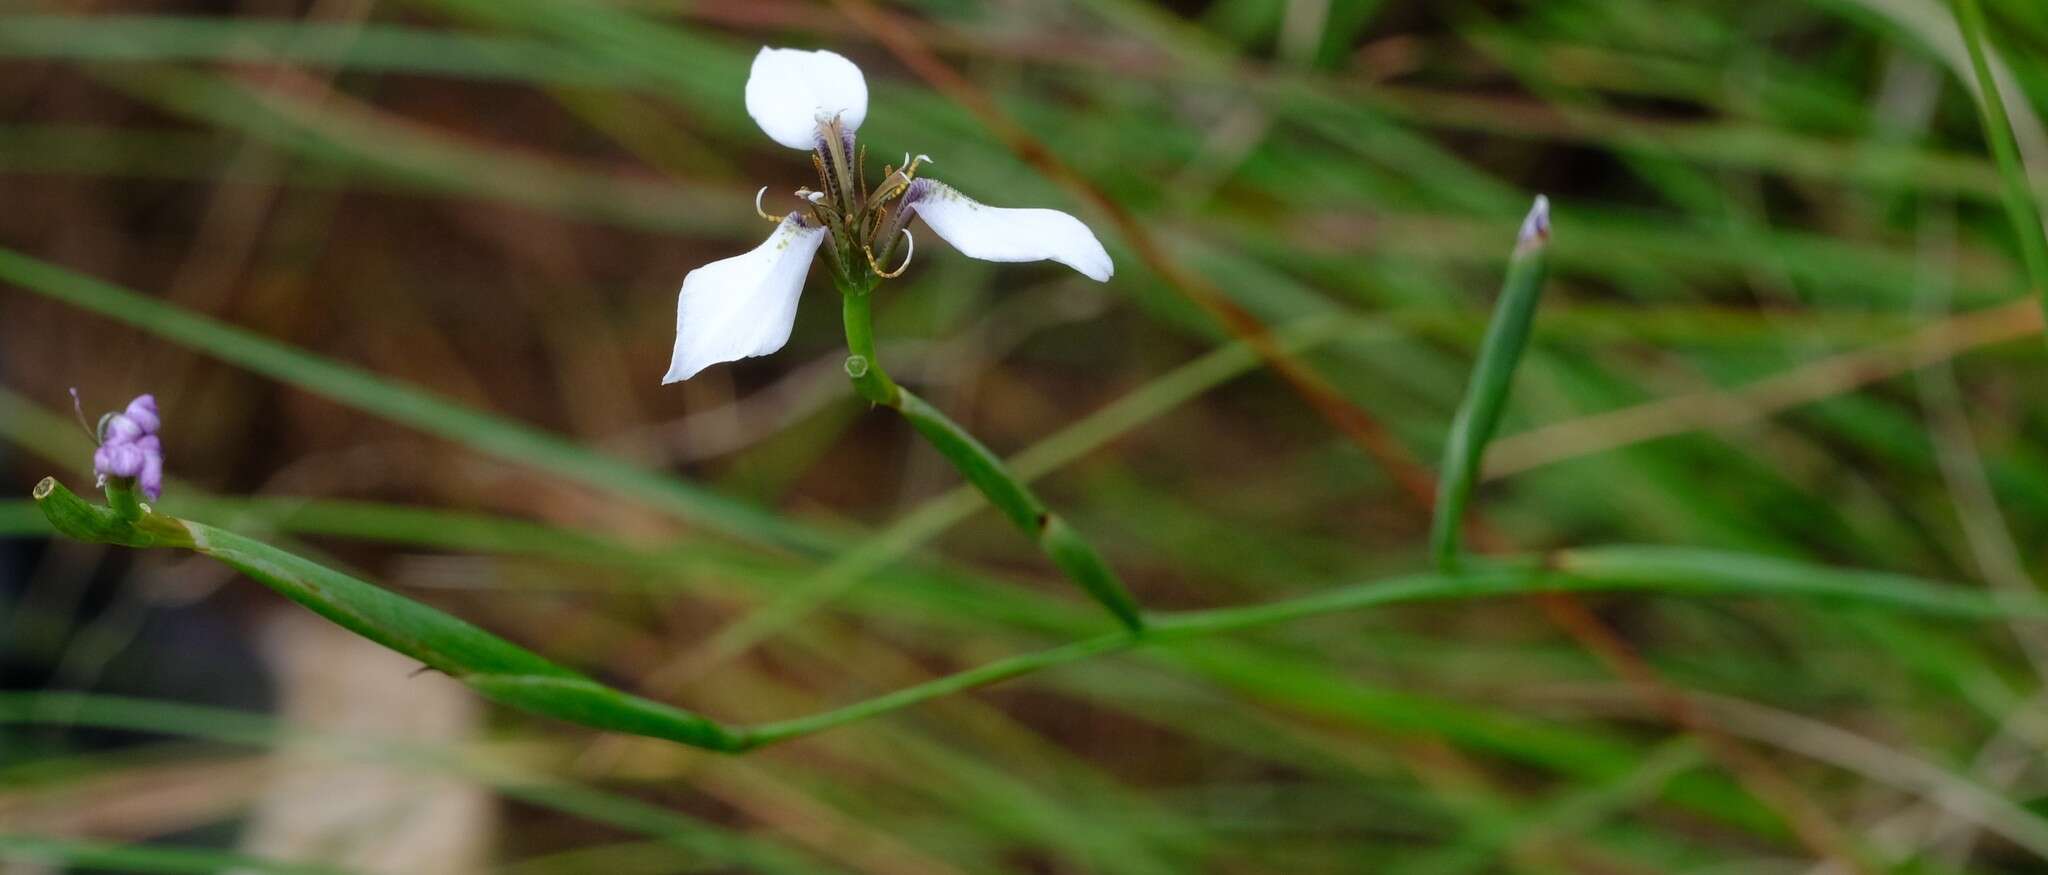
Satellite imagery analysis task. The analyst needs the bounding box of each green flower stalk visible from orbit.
[33,471,2030,754]
[662,46,1142,630]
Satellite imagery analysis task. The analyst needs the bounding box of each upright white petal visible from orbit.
[907,180,1113,282]
[744,47,868,151]
[664,215,827,383]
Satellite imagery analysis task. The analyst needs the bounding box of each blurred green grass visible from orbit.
[5,0,2048,872]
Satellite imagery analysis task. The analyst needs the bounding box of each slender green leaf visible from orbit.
[33,476,742,751]
[1431,196,1552,568]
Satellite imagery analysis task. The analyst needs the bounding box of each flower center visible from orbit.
[791,117,930,290]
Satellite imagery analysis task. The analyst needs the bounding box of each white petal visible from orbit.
[744,47,868,151]
[664,215,826,383]
[908,181,1113,282]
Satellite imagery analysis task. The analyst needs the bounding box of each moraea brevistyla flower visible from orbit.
[93,394,164,501]
[663,47,1114,383]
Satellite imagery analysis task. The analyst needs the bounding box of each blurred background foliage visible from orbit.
[4,0,2048,872]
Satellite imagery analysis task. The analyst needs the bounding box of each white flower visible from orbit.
[666,46,1114,382]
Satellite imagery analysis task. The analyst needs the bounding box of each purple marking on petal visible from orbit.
[901,178,934,208]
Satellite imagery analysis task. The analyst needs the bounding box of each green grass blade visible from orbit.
[1551,545,2032,618]
[1431,196,1553,568]
[0,499,49,535]
[99,65,730,234]
[0,15,633,87]
[0,836,358,875]
[1952,0,2048,319]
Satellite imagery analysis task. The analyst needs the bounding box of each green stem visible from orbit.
[1952,0,2048,323]
[741,549,2026,749]
[35,477,191,549]
[34,476,2031,753]
[1430,198,1552,570]
[0,835,355,875]
[106,478,144,524]
[840,287,899,406]
[838,287,1146,631]
[739,632,1134,749]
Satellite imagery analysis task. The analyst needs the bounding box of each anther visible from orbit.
[863,229,914,279]
[753,186,780,223]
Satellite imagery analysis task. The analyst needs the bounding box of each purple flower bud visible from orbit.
[138,453,164,501]
[94,442,145,479]
[90,393,166,500]
[102,413,143,444]
[123,394,161,433]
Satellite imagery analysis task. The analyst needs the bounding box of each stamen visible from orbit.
[753,186,781,224]
[864,229,914,279]
[811,152,833,197]
[857,143,869,204]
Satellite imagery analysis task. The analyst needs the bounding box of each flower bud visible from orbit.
[91,393,166,501]
[94,442,145,479]
[102,413,143,444]
[123,394,161,433]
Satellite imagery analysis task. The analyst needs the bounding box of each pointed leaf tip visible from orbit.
[1518,195,1551,246]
